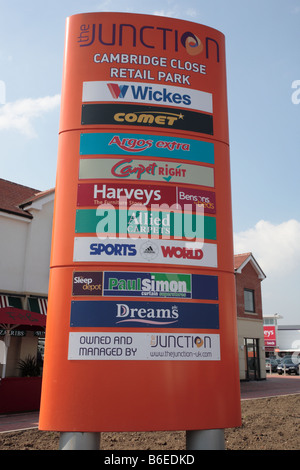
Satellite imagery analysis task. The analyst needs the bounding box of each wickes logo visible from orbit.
[108,83,128,99]
[107,83,191,106]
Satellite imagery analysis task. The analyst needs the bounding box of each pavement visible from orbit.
[0,410,39,434]
[240,373,300,400]
[0,374,299,434]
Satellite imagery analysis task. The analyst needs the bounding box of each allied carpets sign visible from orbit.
[74,208,216,239]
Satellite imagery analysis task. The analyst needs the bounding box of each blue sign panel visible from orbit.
[70,300,219,329]
[192,274,218,300]
[80,132,214,164]
[103,272,218,300]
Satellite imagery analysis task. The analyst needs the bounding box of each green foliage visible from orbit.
[17,355,40,377]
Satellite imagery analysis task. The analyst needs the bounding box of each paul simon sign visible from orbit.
[39,12,241,434]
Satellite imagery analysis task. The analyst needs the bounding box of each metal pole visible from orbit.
[59,432,100,450]
[186,429,225,450]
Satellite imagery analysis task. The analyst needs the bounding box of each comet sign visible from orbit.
[39,12,241,433]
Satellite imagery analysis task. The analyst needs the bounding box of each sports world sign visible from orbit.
[40,12,241,434]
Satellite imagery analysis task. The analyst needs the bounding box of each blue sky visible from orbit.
[0,0,299,324]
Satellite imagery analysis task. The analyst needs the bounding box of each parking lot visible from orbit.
[241,373,300,400]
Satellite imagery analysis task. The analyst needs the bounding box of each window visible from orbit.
[7,296,23,309]
[263,318,275,326]
[27,297,48,315]
[244,289,255,313]
[28,297,40,313]
[0,295,24,309]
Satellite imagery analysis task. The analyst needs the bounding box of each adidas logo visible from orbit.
[140,242,159,260]
[143,246,155,254]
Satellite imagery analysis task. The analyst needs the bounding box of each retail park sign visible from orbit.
[39,12,241,434]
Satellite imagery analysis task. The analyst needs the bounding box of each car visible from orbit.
[276,360,300,375]
[266,358,278,373]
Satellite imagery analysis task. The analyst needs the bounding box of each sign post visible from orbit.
[59,432,100,450]
[39,12,241,448]
[186,429,225,450]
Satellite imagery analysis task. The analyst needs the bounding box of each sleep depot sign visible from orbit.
[39,12,242,433]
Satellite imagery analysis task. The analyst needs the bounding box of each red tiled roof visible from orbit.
[0,179,41,218]
[19,187,55,208]
[234,252,266,280]
[234,252,252,270]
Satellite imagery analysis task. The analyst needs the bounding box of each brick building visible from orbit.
[234,252,266,380]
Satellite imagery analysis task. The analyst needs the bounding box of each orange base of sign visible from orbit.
[39,267,241,432]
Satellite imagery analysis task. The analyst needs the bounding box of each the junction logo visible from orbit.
[77,22,221,61]
[181,32,203,56]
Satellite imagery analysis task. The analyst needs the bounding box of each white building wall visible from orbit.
[278,329,300,353]
[22,196,53,295]
[237,317,266,380]
[0,213,30,293]
[0,195,54,297]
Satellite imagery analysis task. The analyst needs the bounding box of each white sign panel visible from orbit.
[68,332,220,361]
[73,237,218,267]
[82,81,213,113]
[78,158,214,187]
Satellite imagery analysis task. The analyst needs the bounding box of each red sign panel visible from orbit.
[77,182,216,214]
[264,326,276,347]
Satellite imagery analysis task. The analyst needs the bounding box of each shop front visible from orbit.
[237,317,266,381]
[0,306,46,413]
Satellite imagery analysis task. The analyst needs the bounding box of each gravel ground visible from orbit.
[0,394,299,450]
